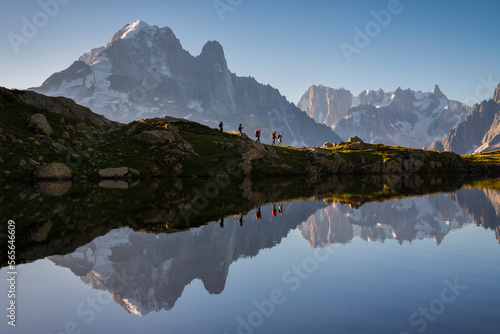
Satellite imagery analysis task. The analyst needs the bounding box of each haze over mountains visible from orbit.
[297,85,471,148]
[30,20,341,147]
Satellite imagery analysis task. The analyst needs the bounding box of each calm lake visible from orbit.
[1,176,499,334]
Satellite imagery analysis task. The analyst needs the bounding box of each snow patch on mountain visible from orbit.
[120,20,151,40]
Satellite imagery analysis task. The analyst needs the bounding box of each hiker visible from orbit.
[255,129,261,143]
[219,217,224,228]
[277,132,282,145]
[278,203,283,216]
[238,123,243,135]
[219,121,224,133]
[255,206,262,220]
[272,203,277,216]
[271,131,277,145]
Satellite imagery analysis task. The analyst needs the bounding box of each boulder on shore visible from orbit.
[34,163,72,180]
[98,167,129,179]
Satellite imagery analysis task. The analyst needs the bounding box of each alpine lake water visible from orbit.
[1,175,499,334]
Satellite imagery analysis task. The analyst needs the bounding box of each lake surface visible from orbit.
[1,176,499,334]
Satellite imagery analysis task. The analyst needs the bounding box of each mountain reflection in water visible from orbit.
[1,176,500,334]
[36,177,499,317]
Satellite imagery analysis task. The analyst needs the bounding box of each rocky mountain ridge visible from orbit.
[429,83,500,154]
[297,84,471,148]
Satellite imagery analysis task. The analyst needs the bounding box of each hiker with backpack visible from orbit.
[255,129,261,143]
[271,131,277,145]
[219,121,224,133]
[238,123,243,135]
[277,132,282,145]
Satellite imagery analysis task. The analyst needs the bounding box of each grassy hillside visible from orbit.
[1,87,500,180]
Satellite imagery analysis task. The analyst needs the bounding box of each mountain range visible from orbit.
[30,20,341,147]
[429,83,500,154]
[297,84,471,148]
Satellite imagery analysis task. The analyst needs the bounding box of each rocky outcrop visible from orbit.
[34,163,72,180]
[27,113,53,136]
[493,84,500,104]
[0,87,118,128]
[136,130,175,144]
[98,167,129,178]
[348,136,363,143]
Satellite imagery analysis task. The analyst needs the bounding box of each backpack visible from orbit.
[255,130,259,137]
[271,132,276,139]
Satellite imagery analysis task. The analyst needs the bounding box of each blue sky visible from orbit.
[1,0,500,105]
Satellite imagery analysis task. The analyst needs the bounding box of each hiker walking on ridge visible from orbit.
[255,129,261,143]
[238,123,243,135]
[277,132,282,146]
[255,206,262,220]
[271,131,277,145]
[219,121,224,133]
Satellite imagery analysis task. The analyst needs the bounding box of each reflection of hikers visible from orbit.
[278,203,283,216]
[255,206,262,220]
[219,121,224,133]
[238,124,243,135]
[255,129,261,143]
[238,214,244,226]
[272,203,277,216]
[219,217,224,228]
[271,131,277,145]
[277,132,282,145]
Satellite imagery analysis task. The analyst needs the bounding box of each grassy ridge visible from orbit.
[1,88,500,180]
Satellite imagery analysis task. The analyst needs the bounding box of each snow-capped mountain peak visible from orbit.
[108,19,156,45]
[119,20,151,40]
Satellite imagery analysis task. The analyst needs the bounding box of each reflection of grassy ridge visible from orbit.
[2,174,500,267]
[465,178,500,191]
[325,175,500,207]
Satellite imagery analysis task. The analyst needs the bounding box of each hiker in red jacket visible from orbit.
[255,129,261,143]
[271,131,277,145]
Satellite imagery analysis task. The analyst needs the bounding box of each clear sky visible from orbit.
[1,0,500,105]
